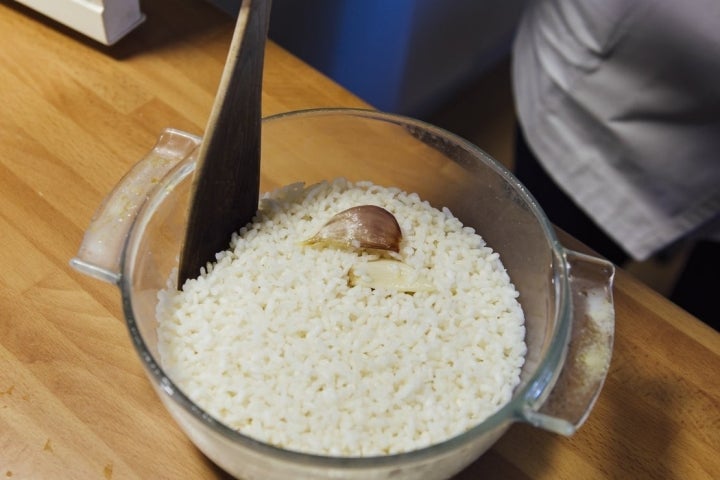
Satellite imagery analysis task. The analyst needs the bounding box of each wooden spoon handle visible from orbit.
[178,0,272,287]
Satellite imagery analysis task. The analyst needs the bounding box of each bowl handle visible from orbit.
[70,128,201,284]
[522,250,615,436]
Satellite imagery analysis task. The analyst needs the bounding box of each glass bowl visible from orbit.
[72,108,614,479]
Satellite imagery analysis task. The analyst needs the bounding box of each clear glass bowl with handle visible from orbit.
[71,108,614,479]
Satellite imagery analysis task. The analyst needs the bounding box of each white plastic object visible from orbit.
[13,0,145,45]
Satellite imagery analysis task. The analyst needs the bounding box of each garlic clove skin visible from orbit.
[349,259,435,293]
[303,205,402,253]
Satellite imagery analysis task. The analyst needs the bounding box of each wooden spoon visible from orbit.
[178,0,272,288]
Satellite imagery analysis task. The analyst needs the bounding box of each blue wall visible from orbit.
[206,0,527,116]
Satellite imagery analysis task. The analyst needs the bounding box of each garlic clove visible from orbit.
[348,259,434,293]
[303,205,402,253]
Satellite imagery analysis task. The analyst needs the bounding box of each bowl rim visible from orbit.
[120,107,571,468]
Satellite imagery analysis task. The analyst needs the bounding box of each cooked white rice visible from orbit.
[156,178,526,457]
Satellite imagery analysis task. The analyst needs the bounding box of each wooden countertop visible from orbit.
[1,1,718,478]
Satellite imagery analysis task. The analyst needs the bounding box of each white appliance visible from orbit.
[13,0,145,45]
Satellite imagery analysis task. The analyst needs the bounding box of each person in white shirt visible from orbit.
[511,0,719,327]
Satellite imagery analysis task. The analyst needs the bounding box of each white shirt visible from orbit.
[512,0,720,260]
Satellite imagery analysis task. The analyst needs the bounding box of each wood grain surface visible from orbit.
[1,1,718,479]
